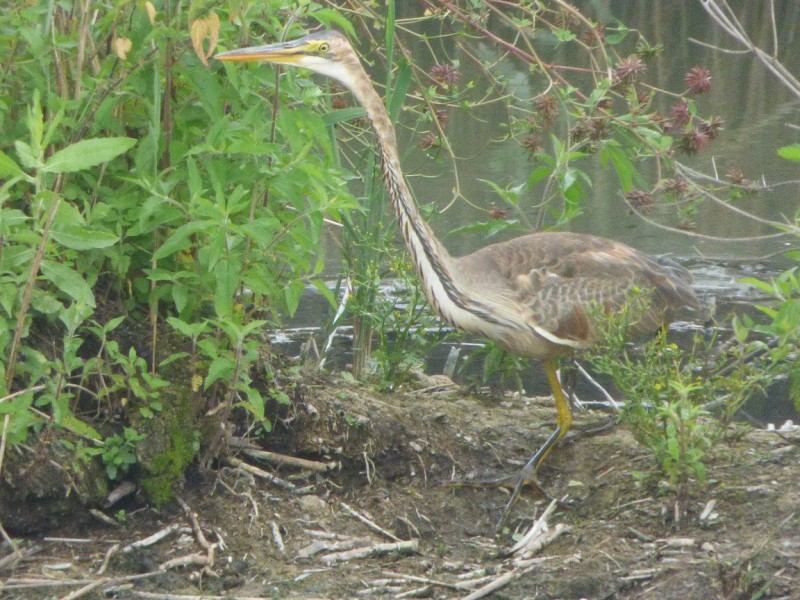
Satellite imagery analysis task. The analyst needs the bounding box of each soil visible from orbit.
[2,372,799,599]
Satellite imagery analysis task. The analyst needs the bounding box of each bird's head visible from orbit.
[215,30,357,90]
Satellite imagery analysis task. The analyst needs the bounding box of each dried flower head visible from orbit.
[582,24,606,44]
[684,66,712,94]
[678,128,709,155]
[614,56,646,85]
[597,98,613,111]
[625,189,655,211]
[699,116,724,140]
[489,206,508,220]
[586,118,610,141]
[726,168,751,186]
[520,132,543,154]
[670,101,692,127]
[663,178,689,196]
[534,95,559,125]
[419,132,438,150]
[429,63,459,90]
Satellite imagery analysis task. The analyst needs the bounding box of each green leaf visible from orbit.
[283,280,304,317]
[205,356,234,389]
[43,137,136,173]
[40,260,96,307]
[0,150,32,181]
[51,227,119,250]
[153,221,208,261]
[554,28,577,43]
[59,413,102,440]
[322,107,366,127]
[214,257,241,318]
[388,60,412,122]
[528,165,554,189]
[777,144,800,162]
[14,140,38,170]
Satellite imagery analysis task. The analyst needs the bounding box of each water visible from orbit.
[278,2,799,424]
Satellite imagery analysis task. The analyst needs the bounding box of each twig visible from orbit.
[96,543,120,576]
[225,457,297,491]
[339,502,401,541]
[461,570,517,600]
[270,521,286,555]
[129,592,279,600]
[320,539,419,564]
[297,536,373,559]
[176,496,211,549]
[58,578,106,600]
[504,498,558,557]
[320,276,352,370]
[0,546,42,573]
[240,447,335,473]
[158,552,209,571]
[121,524,184,553]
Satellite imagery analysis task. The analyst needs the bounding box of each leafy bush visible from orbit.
[0,1,357,499]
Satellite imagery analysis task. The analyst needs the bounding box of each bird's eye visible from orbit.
[319,43,330,52]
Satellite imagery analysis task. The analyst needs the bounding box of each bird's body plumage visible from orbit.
[216,30,699,527]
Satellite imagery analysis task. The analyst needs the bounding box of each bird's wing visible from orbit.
[481,232,696,345]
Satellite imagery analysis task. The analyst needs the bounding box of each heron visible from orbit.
[216,30,699,528]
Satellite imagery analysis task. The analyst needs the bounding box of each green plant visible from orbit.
[587,308,770,488]
[86,427,147,480]
[459,343,528,399]
[0,0,360,495]
[370,252,451,389]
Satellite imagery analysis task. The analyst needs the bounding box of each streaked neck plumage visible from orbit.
[335,50,508,331]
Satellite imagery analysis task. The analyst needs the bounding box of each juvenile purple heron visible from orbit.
[216,30,699,527]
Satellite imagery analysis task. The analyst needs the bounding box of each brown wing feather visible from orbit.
[462,231,698,345]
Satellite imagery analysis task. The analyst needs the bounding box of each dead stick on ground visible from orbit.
[96,543,120,576]
[297,536,373,559]
[320,540,418,564]
[504,498,558,557]
[159,552,209,571]
[129,592,283,600]
[176,496,211,549]
[270,521,286,555]
[225,457,296,491]
[461,570,517,600]
[241,447,336,473]
[121,524,185,553]
[339,502,400,542]
[58,578,105,600]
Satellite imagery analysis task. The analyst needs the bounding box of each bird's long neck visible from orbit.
[345,63,505,330]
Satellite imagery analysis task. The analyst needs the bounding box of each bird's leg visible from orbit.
[496,359,572,532]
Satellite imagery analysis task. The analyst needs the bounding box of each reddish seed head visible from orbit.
[521,132,543,154]
[699,116,724,139]
[625,189,655,209]
[419,132,438,150]
[582,24,605,44]
[684,66,711,94]
[663,178,689,196]
[614,56,646,85]
[429,63,459,89]
[679,128,709,155]
[726,168,750,186]
[670,101,691,127]
[489,206,508,220]
[534,95,559,125]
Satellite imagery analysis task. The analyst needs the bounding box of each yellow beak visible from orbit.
[215,39,306,65]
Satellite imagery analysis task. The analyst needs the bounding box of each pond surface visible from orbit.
[280,2,799,423]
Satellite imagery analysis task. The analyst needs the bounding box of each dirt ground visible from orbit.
[2,372,799,600]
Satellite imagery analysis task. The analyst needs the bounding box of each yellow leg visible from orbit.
[496,359,572,531]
